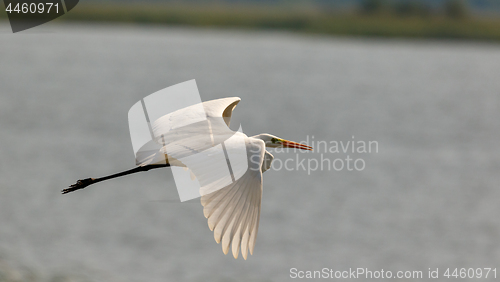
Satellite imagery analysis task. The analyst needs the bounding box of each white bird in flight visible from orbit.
[63,97,312,260]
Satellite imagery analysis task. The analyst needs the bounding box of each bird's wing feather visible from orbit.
[152,97,240,138]
[136,97,241,166]
[200,137,265,259]
[201,97,241,127]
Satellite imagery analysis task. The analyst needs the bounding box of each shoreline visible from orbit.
[2,3,500,41]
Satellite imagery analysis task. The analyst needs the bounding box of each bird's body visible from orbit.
[63,96,311,260]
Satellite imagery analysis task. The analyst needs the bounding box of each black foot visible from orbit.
[62,178,94,194]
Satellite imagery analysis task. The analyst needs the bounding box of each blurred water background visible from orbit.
[0,21,499,281]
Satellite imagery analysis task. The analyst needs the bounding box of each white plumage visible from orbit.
[139,97,267,259]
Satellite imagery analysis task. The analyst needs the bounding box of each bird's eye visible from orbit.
[271,138,277,143]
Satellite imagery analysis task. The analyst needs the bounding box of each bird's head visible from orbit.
[253,133,312,151]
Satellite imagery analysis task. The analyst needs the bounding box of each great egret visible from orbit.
[63,97,312,259]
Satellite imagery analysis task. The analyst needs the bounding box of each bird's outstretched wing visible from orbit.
[136,97,241,166]
[200,138,265,260]
[152,97,240,139]
[134,96,265,259]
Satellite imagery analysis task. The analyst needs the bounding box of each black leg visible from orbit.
[62,164,170,194]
